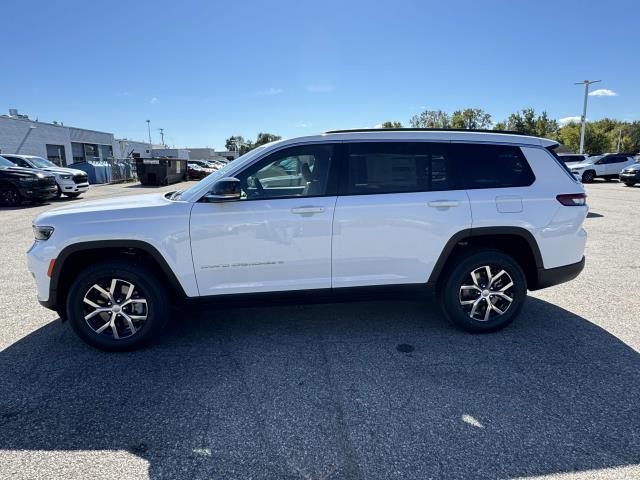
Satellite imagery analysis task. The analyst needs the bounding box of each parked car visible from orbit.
[187,163,208,180]
[569,153,636,183]
[2,154,89,198]
[0,156,58,206]
[189,160,218,172]
[29,129,587,351]
[619,162,640,186]
[557,153,588,166]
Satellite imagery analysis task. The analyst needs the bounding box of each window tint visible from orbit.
[450,143,535,189]
[236,144,334,199]
[344,142,453,194]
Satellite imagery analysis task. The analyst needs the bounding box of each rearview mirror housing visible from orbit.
[203,177,241,202]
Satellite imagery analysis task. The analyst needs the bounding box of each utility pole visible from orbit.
[617,127,623,153]
[146,120,153,157]
[159,128,165,147]
[574,80,601,154]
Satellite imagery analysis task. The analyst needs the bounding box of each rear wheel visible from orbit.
[581,171,595,183]
[439,250,527,333]
[0,185,22,206]
[66,260,170,351]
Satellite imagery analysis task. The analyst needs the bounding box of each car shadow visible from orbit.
[587,212,604,218]
[1,298,638,479]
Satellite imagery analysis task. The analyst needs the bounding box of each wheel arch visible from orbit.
[48,240,187,313]
[428,227,544,290]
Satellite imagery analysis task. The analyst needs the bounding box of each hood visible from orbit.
[40,166,86,176]
[43,192,171,217]
[569,162,593,170]
[0,167,54,179]
[622,163,640,172]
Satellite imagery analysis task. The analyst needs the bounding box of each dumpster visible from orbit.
[135,157,188,186]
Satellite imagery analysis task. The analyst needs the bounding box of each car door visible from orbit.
[190,143,338,295]
[331,141,472,288]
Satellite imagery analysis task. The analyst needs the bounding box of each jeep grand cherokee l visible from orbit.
[28,130,587,351]
[0,156,58,206]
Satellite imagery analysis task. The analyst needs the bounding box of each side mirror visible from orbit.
[203,177,241,202]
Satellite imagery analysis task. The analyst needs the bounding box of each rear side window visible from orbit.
[343,142,453,194]
[450,143,535,189]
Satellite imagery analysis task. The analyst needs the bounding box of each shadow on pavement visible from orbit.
[1,298,639,479]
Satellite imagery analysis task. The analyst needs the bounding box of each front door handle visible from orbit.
[291,206,325,214]
[428,200,459,208]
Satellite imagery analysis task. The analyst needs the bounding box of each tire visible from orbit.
[0,185,22,206]
[439,250,527,333]
[55,186,62,198]
[581,171,595,183]
[624,182,636,187]
[66,260,170,351]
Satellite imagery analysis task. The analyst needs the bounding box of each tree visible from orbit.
[450,108,492,130]
[225,133,281,155]
[410,110,450,128]
[225,135,246,153]
[253,132,281,147]
[498,107,559,138]
[379,121,403,128]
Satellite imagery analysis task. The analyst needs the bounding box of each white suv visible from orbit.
[28,130,588,351]
[568,153,636,183]
[3,154,90,198]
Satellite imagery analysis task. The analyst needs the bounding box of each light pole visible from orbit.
[159,128,165,147]
[574,79,601,154]
[146,120,153,156]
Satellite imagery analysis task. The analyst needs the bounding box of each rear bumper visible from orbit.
[532,256,585,290]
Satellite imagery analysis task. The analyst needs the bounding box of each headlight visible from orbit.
[59,174,72,180]
[33,225,54,241]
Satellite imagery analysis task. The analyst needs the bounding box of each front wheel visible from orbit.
[66,260,170,351]
[0,185,22,206]
[624,182,636,187]
[581,171,595,183]
[439,250,527,333]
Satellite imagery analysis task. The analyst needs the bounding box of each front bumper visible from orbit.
[58,180,90,194]
[620,173,640,183]
[20,184,58,201]
[533,256,585,290]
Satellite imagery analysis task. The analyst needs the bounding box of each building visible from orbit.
[0,109,183,166]
[187,147,238,162]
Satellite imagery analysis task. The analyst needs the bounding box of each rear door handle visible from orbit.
[428,200,459,208]
[291,206,325,214]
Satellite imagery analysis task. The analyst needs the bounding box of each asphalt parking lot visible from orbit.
[1,180,639,480]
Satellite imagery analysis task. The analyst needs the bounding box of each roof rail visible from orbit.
[324,127,532,136]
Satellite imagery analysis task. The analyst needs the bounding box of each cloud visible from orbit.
[150,97,158,104]
[307,84,334,93]
[258,87,283,96]
[373,123,383,129]
[589,89,617,97]
[559,116,582,125]
[295,123,309,128]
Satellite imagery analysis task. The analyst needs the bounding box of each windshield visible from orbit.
[0,156,15,168]
[27,156,57,168]
[177,145,269,201]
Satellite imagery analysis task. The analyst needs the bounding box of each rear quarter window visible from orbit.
[450,143,535,189]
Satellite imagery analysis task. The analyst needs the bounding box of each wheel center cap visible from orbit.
[111,304,122,313]
[481,290,490,298]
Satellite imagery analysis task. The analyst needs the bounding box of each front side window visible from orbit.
[236,144,334,199]
[343,142,453,195]
[450,143,535,189]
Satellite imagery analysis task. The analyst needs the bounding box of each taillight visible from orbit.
[556,193,587,206]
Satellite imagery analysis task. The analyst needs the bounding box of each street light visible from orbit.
[574,79,601,154]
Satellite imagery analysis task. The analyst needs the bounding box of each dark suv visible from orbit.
[0,156,58,206]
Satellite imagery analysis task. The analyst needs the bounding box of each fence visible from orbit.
[70,158,138,184]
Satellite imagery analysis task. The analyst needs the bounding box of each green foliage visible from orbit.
[554,119,640,154]
[225,132,282,155]
[450,108,492,130]
[379,121,403,128]
[497,108,559,138]
[410,110,451,128]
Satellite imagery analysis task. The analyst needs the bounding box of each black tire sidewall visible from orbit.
[582,171,595,183]
[440,250,527,333]
[0,186,22,206]
[66,261,169,351]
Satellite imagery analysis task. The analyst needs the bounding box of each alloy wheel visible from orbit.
[458,265,514,322]
[83,278,148,340]
[0,188,20,206]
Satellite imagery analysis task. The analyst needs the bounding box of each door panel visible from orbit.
[332,191,472,287]
[191,197,337,295]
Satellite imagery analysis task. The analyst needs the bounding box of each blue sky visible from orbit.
[1,0,638,149]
